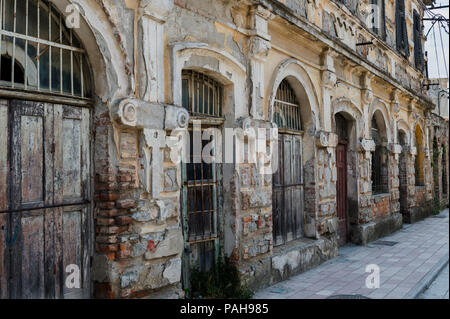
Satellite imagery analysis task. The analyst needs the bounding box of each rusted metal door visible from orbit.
[0,99,91,299]
[273,133,304,246]
[336,142,348,246]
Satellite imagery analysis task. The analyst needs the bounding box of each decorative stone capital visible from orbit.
[315,131,338,148]
[322,70,337,89]
[359,138,376,153]
[409,146,417,156]
[388,143,402,154]
[141,0,174,23]
[165,105,189,130]
[112,98,189,130]
[361,89,373,105]
[249,36,271,62]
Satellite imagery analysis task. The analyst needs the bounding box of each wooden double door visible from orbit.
[273,133,304,246]
[0,99,92,299]
[336,142,348,246]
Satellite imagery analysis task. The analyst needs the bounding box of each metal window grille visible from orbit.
[415,128,425,186]
[0,0,91,98]
[273,79,302,131]
[371,117,388,194]
[182,70,223,118]
[181,70,222,272]
[443,145,448,195]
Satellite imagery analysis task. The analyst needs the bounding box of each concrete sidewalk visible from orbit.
[253,209,449,299]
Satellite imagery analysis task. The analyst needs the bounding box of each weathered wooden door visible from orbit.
[0,99,91,299]
[273,133,304,246]
[336,142,348,246]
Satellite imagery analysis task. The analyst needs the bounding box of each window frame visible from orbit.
[0,0,91,100]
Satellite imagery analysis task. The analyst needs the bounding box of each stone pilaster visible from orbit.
[140,0,174,103]
[315,132,339,237]
[248,5,272,120]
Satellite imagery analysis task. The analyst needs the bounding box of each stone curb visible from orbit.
[404,253,449,299]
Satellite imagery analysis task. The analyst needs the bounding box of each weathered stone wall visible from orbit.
[60,0,443,298]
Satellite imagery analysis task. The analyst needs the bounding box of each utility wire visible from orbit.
[432,23,442,79]
[438,19,449,78]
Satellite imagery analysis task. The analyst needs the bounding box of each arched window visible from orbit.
[181,69,223,272]
[0,0,91,97]
[371,113,389,194]
[415,126,425,186]
[272,79,304,246]
[182,70,223,118]
[443,144,448,196]
[273,79,301,131]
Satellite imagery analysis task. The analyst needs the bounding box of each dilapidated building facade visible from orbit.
[0,0,448,299]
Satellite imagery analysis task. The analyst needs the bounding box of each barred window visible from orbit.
[273,79,301,131]
[443,145,448,195]
[415,126,425,186]
[182,70,223,118]
[371,115,389,194]
[0,0,91,97]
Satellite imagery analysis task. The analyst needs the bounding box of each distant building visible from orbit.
[428,78,449,119]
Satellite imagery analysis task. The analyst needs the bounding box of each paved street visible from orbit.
[254,209,449,299]
[418,264,449,299]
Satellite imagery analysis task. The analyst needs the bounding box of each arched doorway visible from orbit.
[272,79,304,246]
[443,144,448,197]
[334,112,357,246]
[398,130,408,216]
[180,69,224,284]
[371,111,389,194]
[433,136,439,200]
[415,125,425,186]
[0,0,93,299]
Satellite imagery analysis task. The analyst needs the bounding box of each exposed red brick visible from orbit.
[96,218,115,226]
[96,244,118,253]
[97,208,121,217]
[100,193,120,201]
[116,199,135,209]
[98,201,115,209]
[115,215,133,226]
[95,282,116,299]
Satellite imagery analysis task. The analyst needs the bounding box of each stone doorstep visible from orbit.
[350,212,403,246]
[405,205,435,224]
[246,237,339,292]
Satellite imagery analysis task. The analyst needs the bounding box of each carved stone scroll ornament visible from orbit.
[315,131,338,148]
[358,138,376,159]
[388,143,402,161]
[112,98,189,199]
[112,98,189,130]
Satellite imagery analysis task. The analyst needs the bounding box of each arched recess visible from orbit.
[331,98,361,245]
[172,43,248,273]
[0,0,129,299]
[268,59,320,240]
[369,98,392,144]
[332,97,363,138]
[414,124,425,186]
[397,120,411,146]
[370,109,390,194]
[51,0,131,99]
[442,144,448,196]
[268,59,320,134]
[397,123,410,216]
[171,43,248,120]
